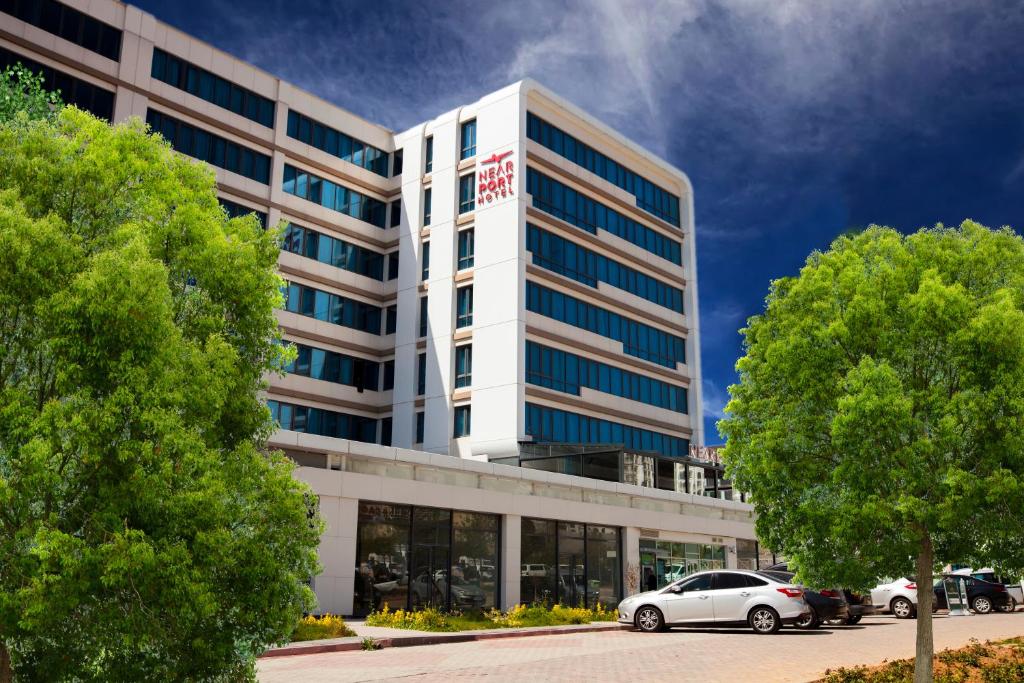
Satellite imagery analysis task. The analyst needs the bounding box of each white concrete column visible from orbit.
[624,526,642,596]
[501,513,521,609]
[313,496,359,615]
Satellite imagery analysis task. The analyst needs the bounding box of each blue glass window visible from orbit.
[383,360,395,391]
[526,168,681,265]
[380,417,392,446]
[418,296,428,338]
[389,199,401,228]
[458,229,474,270]
[415,411,425,443]
[286,342,379,391]
[421,241,430,281]
[456,286,473,328]
[392,149,403,177]
[460,119,476,159]
[525,282,685,369]
[385,305,397,335]
[454,405,471,437]
[424,136,433,173]
[282,164,386,227]
[525,403,687,458]
[148,109,270,184]
[3,0,121,60]
[387,252,400,280]
[286,110,388,176]
[268,399,378,443]
[152,48,274,127]
[527,225,683,313]
[219,198,267,229]
[423,188,432,226]
[459,173,476,213]
[455,345,472,388]
[282,281,382,334]
[526,341,686,413]
[417,352,426,396]
[527,113,680,226]
[0,46,114,119]
[281,223,384,280]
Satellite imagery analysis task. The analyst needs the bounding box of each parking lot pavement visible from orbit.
[257,612,1024,683]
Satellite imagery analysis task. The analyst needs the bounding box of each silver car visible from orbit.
[617,569,810,634]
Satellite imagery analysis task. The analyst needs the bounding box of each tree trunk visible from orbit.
[0,641,12,683]
[913,534,934,683]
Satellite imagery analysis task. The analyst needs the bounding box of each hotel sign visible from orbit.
[689,445,724,466]
[477,150,515,206]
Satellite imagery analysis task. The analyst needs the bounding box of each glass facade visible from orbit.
[456,286,473,328]
[527,113,681,226]
[453,405,471,437]
[147,109,271,184]
[2,0,122,60]
[459,173,475,213]
[525,341,687,413]
[527,224,683,313]
[460,119,476,159]
[0,46,114,120]
[267,399,377,442]
[638,539,727,591]
[151,48,274,128]
[354,502,499,616]
[525,403,689,458]
[286,110,388,176]
[282,164,387,228]
[526,168,682,265]
[525,282,685,369]
[520,518,621,607]
[282,223,384,280]
[416,352,426,396]
[454,345,472,388]
[219,198,267,229]
[282,281,382,334]
[418,296,428,338]
[737,539,759,571]
[457,229,474,270]
[285,342,379,391]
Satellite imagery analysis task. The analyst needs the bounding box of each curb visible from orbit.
[260,623,633,658]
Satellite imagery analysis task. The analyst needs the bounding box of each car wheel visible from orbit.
[749,606,781,634]
[997,598,1016,613]
[795,608,820,630]
[635,606,665,632]
[891,597,915,619]
[846,615,862,625]
[972,596,993,614]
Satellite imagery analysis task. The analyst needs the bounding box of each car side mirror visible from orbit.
[669,585,684,594]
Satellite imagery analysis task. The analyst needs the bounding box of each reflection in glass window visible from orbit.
[287,110,388,175]
[453,405,471,437]
[153,48,274,127]
[282,223,384,280]
[147,109,270,184]
[521,518,621,608]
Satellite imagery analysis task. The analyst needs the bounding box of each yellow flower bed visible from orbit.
[291,613,356,641]
[365,602,615,632]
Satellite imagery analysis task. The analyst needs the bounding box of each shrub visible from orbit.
[290,614,355,642]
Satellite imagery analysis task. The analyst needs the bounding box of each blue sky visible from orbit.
[132,0,1024,442]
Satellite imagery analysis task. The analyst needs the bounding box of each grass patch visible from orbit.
[290,614,356,642]
[815,638,1024,683]
[364,603,616,632]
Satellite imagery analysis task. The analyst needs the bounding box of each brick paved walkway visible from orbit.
[258,612,1024,682]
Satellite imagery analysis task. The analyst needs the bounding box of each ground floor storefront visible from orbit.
[271,430,757,615]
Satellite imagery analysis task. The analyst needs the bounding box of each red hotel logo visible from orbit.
[477,150,514,205]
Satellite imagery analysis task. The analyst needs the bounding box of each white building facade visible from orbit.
[2,0,757,616]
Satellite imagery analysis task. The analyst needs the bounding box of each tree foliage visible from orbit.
[0,106,319,681]
[0,63,62,123]
[720,222,1024,681]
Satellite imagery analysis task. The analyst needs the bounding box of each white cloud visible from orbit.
[702,378,729,420]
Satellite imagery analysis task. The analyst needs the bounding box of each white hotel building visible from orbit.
[1,0,760,615]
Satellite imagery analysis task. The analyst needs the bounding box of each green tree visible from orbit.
[720,222,1024,683]
[0,63,62,123]
[0,105,320,680]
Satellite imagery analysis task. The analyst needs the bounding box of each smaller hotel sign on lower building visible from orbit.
[477,150,515,206]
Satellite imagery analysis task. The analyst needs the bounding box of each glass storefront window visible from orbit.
[638,538,728,591]
[521,518,621,608]
[354,502,499,615]
[737,539,758,570]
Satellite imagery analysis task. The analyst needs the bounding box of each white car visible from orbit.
[617,569,810,634]
[870,577,920,618]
